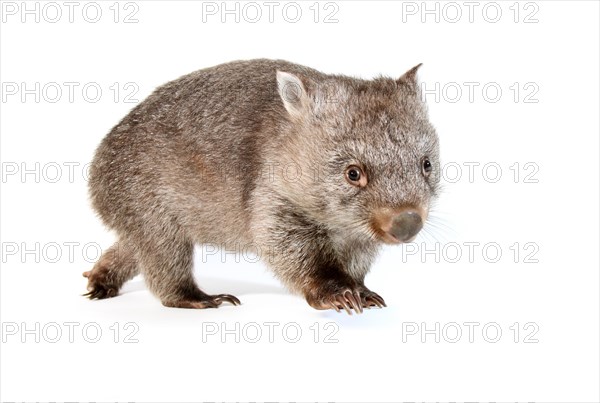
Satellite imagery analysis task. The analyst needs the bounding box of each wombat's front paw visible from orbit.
[305,287,386,315]
[162,294,241,309]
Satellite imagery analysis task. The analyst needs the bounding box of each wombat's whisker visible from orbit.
[432,226,454,243]
[419,226,440,244]
[422,222,449,244]
[426,215,456,240]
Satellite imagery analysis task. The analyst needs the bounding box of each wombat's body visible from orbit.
[84,59,440,314]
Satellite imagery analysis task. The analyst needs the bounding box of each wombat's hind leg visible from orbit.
[83,241,139,299]
[137,235,240,309]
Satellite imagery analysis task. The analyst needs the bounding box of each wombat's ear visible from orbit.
[397,63,423,92]
[276,71,312,119]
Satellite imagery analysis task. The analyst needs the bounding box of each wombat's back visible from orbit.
[89,59,325,245]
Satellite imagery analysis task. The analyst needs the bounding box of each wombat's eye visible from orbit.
[345,165,367,187]
[422,158,432,177]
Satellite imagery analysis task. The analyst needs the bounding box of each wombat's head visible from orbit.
[276,65,440,244]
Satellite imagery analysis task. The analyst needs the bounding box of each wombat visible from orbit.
[83,59,440,314]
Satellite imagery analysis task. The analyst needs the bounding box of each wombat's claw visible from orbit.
[328,290,364,315]
[213,294,241,306]
[82,270,119,299]
[83,284,118,300]
[162,294,241,309]
[362,292,386,309]
[310,288,386,314]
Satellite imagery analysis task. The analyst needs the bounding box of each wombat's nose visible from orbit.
[389,210,423,242]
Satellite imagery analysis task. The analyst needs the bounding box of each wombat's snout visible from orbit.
[374,207,425,244]
[389,210,423,243]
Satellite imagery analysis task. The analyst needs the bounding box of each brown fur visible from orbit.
[85,59,440,314]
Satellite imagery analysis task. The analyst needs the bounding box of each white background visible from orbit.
[1,1,599,402]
